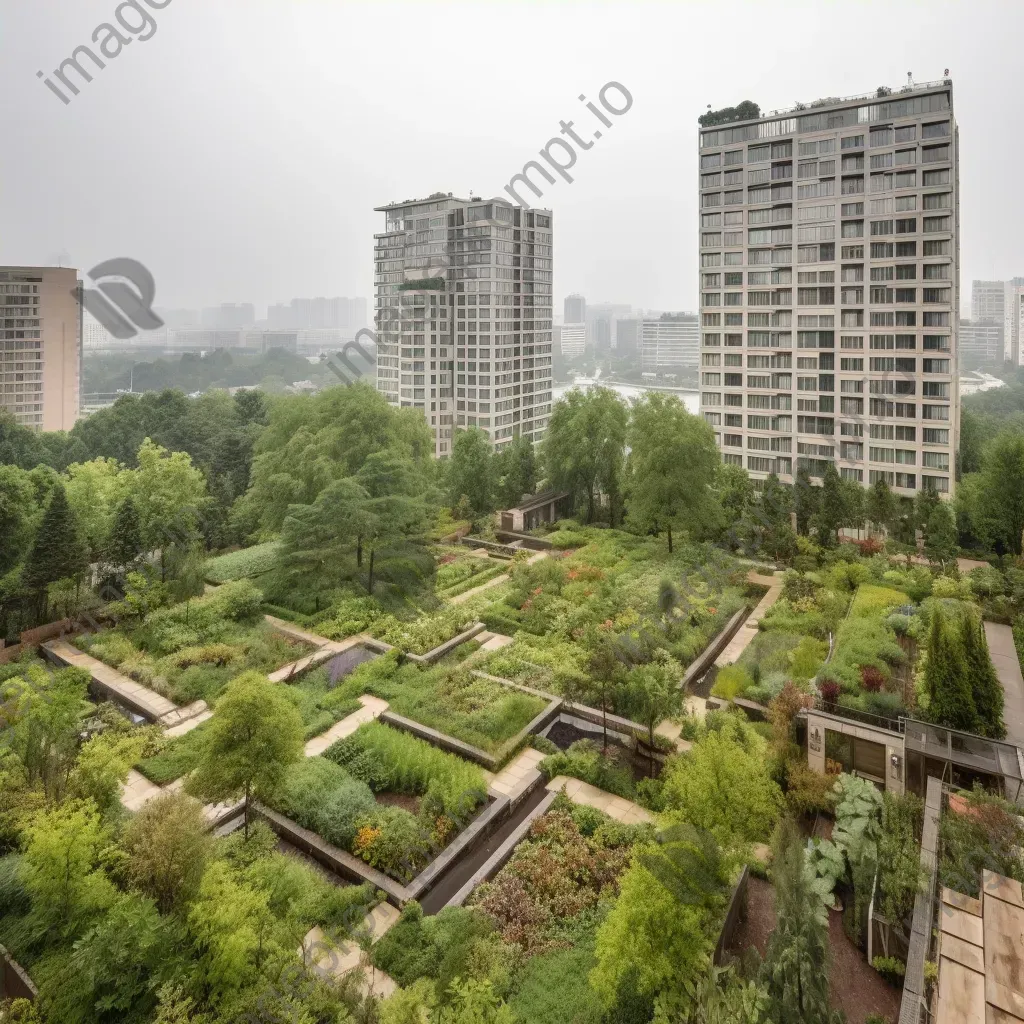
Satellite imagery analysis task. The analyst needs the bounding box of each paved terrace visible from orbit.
[983,622,1024,751]
[44,638,179,723]
[714,571,783,668]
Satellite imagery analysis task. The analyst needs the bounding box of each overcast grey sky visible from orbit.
[1,0,1021,317]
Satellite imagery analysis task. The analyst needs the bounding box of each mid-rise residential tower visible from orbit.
[0,265,81,431]
[374,193,553,456]
[699,80,959,496]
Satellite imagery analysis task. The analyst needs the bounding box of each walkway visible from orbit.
[714,571,783,668]
[304,695,389,756]
[302,902,400,999]
[545,775,654,825]
[488,747,545,802]
[44,638,179,722]
[984,622,1024,749]
[448,549,548,607]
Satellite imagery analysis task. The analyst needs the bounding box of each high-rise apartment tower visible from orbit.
[374,193,553,456]
[699,80,958,496]
[0,266,81,431]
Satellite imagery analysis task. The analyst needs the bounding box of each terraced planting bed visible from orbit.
[326,651,550,757]
[77,581,314,706]
[474,526,747,714]
[136,663,363,784]
[264,720,492,887]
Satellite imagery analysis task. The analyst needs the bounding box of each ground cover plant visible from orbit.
[202,540,281,583]
[78,580,313,705]
[327,651,548,753]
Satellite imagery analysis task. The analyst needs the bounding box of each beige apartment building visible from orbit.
[698,81,959,497]
[0,266,81,432]
[373,193,554,456]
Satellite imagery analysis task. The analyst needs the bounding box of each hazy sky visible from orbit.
[2,0,1021,318]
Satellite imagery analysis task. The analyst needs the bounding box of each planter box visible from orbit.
[256,791,511,908]
[680,606,750,691]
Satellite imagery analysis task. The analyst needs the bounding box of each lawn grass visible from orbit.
[203,541,281,583]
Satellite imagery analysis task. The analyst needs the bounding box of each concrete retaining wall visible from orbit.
[0,943,37,1003]
[446,790,559,908]
[680,606,750,691]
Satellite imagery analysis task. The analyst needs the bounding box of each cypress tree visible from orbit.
[961,613,1005,739]
[814,463,844,549]
[926,609,979,733]
[105,495,144,571]
[23,483,87,618]
[762,818,839,1024]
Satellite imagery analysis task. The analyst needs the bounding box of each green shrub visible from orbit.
[711,664,753,700]
[871,956,906,985]
[539,740,636,800]
[369,608,474,655]
[269,757,376,850]
[203,542,281,583]
[325,721,487,822]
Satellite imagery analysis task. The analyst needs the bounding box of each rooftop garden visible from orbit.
[77,580,313,706]
[329,652,548,755]
[698,99,761,127]
[267,720,488,881]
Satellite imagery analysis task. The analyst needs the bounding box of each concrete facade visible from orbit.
[0,265,80,431]
[699,82,959,497]
[373,193,553,454]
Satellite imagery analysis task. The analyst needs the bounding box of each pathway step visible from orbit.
[545,774,654,825]
[304,695,389,757]
[44,639,178,722]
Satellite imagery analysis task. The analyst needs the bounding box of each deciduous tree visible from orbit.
[190,671,304,838]
[625,393,719,552]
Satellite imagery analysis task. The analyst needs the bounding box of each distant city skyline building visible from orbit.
[1,265,80,431]
[970,278,1024,364]
[267,296,367,330]
[615,317,639,358]
[699,79,959,496]
[559,323,587,359]
[563,293,586,324]
[373,192,553,456]
[201,303,255,330]
[640,312,699,370]
[958,318,1003,367]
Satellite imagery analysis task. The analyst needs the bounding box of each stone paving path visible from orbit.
[450,572,512,606]
[545,774,654,825]
[304,695,389,756]
[714,571,783,668]
[302,903,400,999]
[984,622,1024,750]
[45,638,179,722]
[264,619,369,683]
[488,747,545,801]
[121,769,163,812]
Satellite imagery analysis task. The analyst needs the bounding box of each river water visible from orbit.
[553,377,700,415]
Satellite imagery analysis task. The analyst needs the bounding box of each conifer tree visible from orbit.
[105,495,144,574]
[22,483,87,619]
[961,612,1005,739]
[813,463,844,549]
[762,818,841,1024]
[926,610,978,733]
